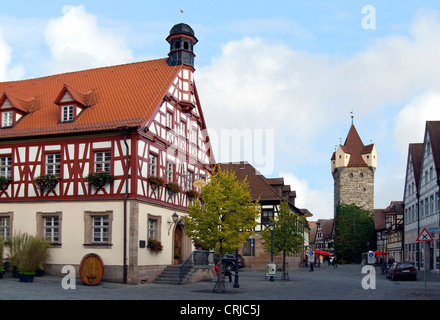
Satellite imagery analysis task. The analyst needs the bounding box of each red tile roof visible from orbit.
[218,162,283,201]
[0,58,182,138]
[426,121,440,179]
[408,143,423,193]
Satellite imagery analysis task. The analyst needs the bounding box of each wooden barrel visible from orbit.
[80,253,104,285]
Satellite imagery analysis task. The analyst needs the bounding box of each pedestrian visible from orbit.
[330,256,334,266]
[304,255,308,267]
[333,256,337,268]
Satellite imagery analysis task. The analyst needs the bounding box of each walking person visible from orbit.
[333,256,337,268]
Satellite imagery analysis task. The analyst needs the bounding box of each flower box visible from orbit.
[186,189,199,199]
[35,174,59,191]
[86,171,115,188]
[148,176,165,188]
[166,182,181,194]
[147,239,163,253]
[0,176,10,190]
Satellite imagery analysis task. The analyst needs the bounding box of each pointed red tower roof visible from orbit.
[340,124,374,167]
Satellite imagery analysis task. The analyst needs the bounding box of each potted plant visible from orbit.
[0,237,4,279]
[194,242,203,250]
[0,176,10,190]
[174,254,180,265]
[35,174,59,191]
[186,189,199,199]
[8,232,51,282]
[166,182,181,194]
[146,239,163,253]
[8,232,28,278]
[148,176,164,188]
[86,170,115,188]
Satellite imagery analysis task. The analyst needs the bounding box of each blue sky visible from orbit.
[2,1,440,220]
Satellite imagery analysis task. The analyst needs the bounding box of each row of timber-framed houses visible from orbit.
[309,219,334,254]
[374,121,440,271]
[374,201,404,263]
[403,121,440,271]
[0,23,214,284]
[218,162,309,270]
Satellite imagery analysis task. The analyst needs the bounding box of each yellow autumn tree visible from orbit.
[185,167,260,292]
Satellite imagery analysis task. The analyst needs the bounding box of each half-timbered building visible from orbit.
[218,162,305,269]
[0,23,214,284]
[403,121,440,271]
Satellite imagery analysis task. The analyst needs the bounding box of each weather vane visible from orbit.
[350,109,354,125]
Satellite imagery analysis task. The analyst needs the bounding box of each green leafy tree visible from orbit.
[261,200,306,279]
[185,167,260,292]
[334,203,376,263]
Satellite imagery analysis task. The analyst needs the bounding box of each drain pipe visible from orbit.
[119,126,129,284]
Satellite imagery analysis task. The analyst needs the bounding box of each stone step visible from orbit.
[154,265,193,284]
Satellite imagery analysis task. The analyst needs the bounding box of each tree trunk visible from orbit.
[215,247,224,293]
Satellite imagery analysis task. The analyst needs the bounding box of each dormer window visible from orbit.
[0,93,35,128]
[1,110,13,128]
[55,85,95,123]
[62,104,74,122]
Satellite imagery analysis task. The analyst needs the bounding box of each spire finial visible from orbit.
[350,109,354,125]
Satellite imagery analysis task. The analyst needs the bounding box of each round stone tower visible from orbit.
[331,124,377,217]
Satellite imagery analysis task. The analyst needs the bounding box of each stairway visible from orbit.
[154,265,193,284]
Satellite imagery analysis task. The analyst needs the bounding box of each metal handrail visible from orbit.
[179,250,215,284]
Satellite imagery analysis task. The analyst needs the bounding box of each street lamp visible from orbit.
[167,212,179,235]
[269,220,275,282]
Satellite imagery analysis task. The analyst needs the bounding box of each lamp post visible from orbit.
[269,220,275,282]
[167,212,179,235]
[233,249,239,288]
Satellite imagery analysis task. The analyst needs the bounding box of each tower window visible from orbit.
[175,41,180,49]
[184,41,189,50]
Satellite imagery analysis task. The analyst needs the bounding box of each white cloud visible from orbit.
[197,7,440,218]
[280,171,333,220]
[45,5,133,74]
[0,27,11,81]
[394,91,440,159]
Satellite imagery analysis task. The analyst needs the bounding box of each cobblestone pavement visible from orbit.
[1,263,440,301]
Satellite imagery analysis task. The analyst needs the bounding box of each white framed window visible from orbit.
[44,216,59,242]
[1,111,13,127]
[95,151,111,172]
[179,166,185,190]
[166,112,173,129]
[180,121,186,137]
[61,105,74,122]
[191,128,197,144]
[0,156,12,179]
[0,216,10,242]
[186,171,193,191]
[149,153,158,176]
[166,162,174,182]
[46,153,61,177]
[93,216,109,243]
[147,214,162,242]
[148,219,157,240]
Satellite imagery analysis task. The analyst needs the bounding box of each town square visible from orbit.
[1,2,440,315]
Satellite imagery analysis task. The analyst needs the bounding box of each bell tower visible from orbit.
[166,23,198,68]
[331,124,377,217]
